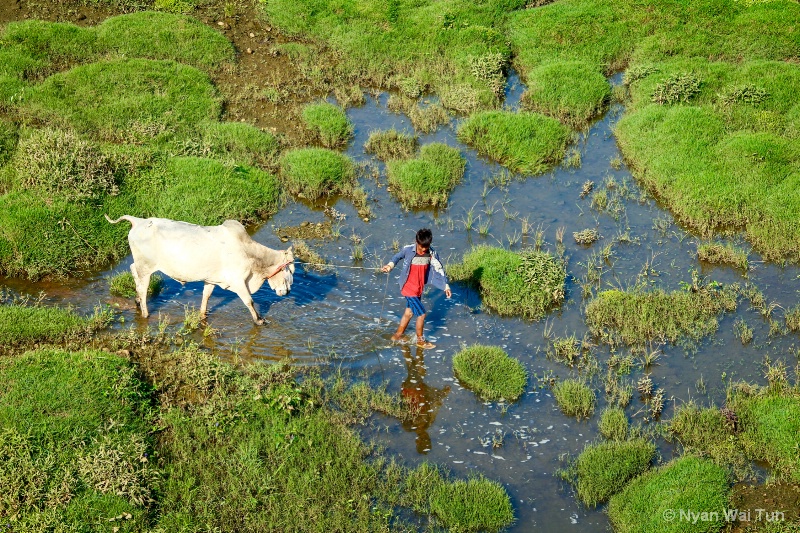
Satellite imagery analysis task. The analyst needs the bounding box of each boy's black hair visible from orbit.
[415,228,433,248]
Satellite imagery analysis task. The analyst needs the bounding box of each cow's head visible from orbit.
[267,247,295,296]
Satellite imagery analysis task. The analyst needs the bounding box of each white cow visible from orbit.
[105,215,294,324]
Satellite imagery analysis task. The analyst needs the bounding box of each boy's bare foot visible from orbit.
[391,334,407,343]
[416,339,435,349]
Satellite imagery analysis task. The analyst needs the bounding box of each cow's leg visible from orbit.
[130,262,153,318]
[232,284,263,325]
[200,283,215,317]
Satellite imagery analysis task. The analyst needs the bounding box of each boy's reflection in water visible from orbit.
[400,344,450,454]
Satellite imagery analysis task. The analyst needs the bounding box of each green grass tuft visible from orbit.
[608,456,730,533]
[598,407,629,441]
[569,439,656,507]
[449,245,565,320]
[553,379,596,419]
[130,156,282,225]
[197,121,279,168]
[279,148,356,200]
[10,127,121,201]
[729,388,800,482]
[457,110,570,175]
[521,61,611,127]
[386,143,465,208]
[585,285,737,347]
[667,402,749,477]
[109,271,164,299]
[95,11,235,72]
[429,477,516,533]
[302,101,353,148]
[452,344,527,402]
[364,128,417,161]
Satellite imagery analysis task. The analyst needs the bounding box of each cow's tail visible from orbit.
[104,214,138,226]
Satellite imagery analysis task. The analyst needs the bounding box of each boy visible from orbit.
[381,228,451,349]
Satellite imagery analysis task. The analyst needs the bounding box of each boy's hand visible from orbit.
[381,264,391,273]
[445,288,452,298]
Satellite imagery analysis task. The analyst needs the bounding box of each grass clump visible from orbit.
[279,148,355,200]
[23,58,221,144]
[386,143,465,208]
[573,228,600,245]
[608,456,730,533]
[452,345,527,402]
[429,477,515,533]
[364,129,417,161]
[94,12,235,72]
[566,439,656,507]
[521,61,611,127]
[553,379,595,419]
[457,110,570,175]
[785,305,800,332]
[449,245,566,320]
[132,156,282,226]
[109,271,164,299]
[302,102,353,148]
[598,407,629,441]
[0,349,155,527]
[197,121,279,168]
[10,127,120,201]
[617,59,800,262]
[651,72,702,105]
[697,242,749,271]
[729,383,800,482]
[667,402,749,477]
[585,284,737,347]
[0,118,16,168]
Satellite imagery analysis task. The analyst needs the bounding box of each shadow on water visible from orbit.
[4,69,800,531]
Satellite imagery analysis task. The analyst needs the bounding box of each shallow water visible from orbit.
[4,71,800,531]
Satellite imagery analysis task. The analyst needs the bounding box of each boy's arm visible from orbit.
[431,250,452,298]
[381,247,408,272]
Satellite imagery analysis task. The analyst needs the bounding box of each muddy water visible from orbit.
[4,72,800,531]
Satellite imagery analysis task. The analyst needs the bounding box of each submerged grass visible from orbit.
[607,456,730,533]
[386,143,465,208]
[457,110,570,175]
[566,439,656,507]
[364,128,417,161]
[109,271,164,299]
[452,344,527,402]
[449,245,565,320]
[585,284,737,347]
[697,241,749,271]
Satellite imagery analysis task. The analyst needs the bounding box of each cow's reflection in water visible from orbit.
[400,344,450,454]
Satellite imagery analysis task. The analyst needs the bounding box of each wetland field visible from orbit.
[1,0,799,531]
